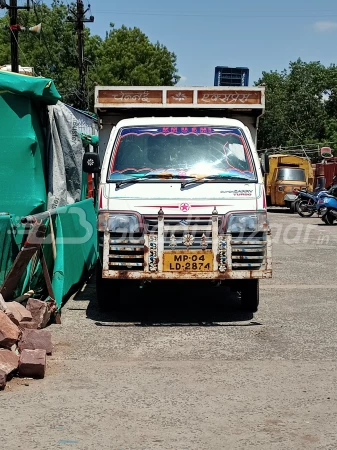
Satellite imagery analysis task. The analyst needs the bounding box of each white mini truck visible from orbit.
[83,86,272,311]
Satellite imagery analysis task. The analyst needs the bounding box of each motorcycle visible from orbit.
[317,190,337,225]
[293,175,337,218]
[293,187,327,217]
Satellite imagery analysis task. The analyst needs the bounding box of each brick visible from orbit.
[19,329,53,355]
[0,349,19,375]
[6,302,32,326]
[0,369,6,390]
[0,311,20,348]
[26,299,51,329]
[19,349,46,379]
[19,320,38,330]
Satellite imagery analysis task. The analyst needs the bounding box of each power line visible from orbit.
[31,0,55,68]
[92,10,337,19]
[259,141,337,153]
[9,26,29,66]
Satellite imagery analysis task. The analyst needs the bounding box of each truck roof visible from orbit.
[95,86,265,113]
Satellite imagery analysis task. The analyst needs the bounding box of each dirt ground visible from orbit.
[1,211,337,450]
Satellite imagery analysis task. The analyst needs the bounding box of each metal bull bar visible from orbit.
[144,206,222,273]
[103,207,272,280]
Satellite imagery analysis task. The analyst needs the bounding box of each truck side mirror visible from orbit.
[262,152,269,174]
[83,152,100,173]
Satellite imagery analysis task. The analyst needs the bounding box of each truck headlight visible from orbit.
[225,212,268,233]
[98,213,141,233]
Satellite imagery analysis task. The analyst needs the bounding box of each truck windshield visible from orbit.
[277,168,306,182]
[108,126,256,181]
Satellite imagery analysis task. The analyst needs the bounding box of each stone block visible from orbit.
[6,302,32,326]
[26,299,51,329]
[19,349,46,379]
[19,321,38,330]
[0,311,20,348]
[0,349,19,375]
[19,329,53,355]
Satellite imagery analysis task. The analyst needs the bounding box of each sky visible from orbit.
[4,0,337,86]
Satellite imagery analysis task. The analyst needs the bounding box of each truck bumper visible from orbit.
[101,210,272,281]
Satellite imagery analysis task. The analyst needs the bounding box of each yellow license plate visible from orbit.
[163,250,213,272]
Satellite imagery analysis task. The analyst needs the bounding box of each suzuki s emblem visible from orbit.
[180,202,190,212]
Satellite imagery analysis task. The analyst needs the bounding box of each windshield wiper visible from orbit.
[116,173,176,189]
[181,174,254,189]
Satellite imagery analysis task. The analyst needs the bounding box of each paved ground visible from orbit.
[1,210,337,450]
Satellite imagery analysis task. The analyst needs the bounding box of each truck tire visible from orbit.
[240,279,259,312]
[96,261,121,311]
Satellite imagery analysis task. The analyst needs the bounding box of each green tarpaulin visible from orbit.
[0,92,47,220]
[0,215,19,286]
[0,71,61,104]
[51,199,97,309]
[0,72,97,308]
[0,71,61,220]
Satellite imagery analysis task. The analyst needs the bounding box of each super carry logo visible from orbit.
[221,190,253,196]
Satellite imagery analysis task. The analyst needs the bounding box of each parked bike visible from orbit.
[293,175,337,218]
[293,187,326,217]
[317,189,337,225]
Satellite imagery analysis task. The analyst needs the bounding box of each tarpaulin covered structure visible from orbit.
[0,72,60,219]
[0,71,98,309]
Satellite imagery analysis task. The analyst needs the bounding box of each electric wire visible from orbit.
[9,27,30,67]
[30,0,55,68]
[93,10,337,19]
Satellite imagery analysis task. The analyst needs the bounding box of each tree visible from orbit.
[256,59,337,150]
[0,1,179,109]
[94,24,179,87]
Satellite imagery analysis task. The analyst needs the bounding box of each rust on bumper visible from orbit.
[102,269,272,280]
[101,208,272,282]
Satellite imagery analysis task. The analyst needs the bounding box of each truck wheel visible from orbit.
[240,280,259,312]
[96,261,121,311]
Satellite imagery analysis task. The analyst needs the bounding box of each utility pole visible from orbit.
[67,1,94,110]
[77,0,85,111]
[0,0,30,73]
[9,0,18,73]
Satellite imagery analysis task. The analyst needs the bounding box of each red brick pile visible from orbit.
[0,296,54,390]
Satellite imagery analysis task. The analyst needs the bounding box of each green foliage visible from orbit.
[94,24,179,86]
[256,59,337,151]
[0,1,179,109]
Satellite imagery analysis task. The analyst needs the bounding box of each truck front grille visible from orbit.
[108,236,145,271]
[104,228,267,272]
[231,232,266,270]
